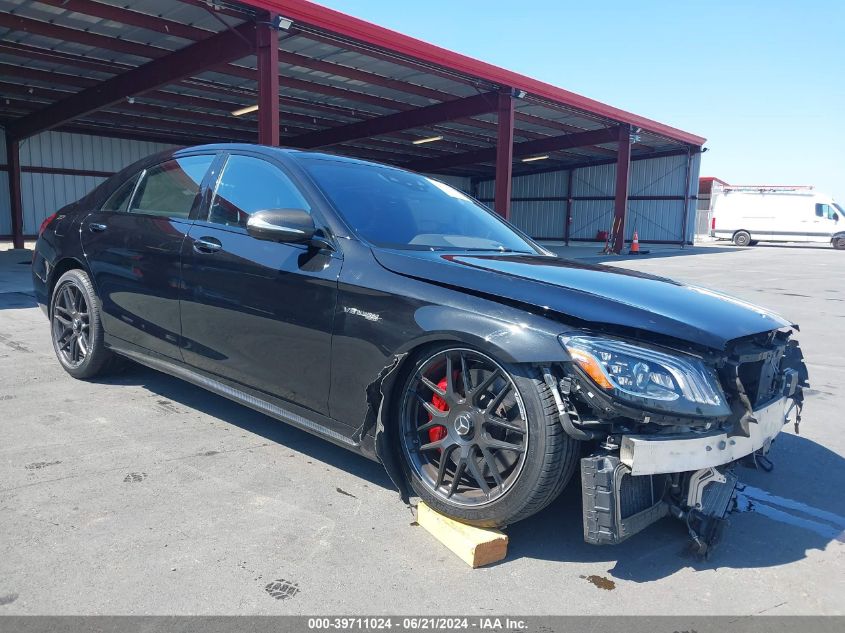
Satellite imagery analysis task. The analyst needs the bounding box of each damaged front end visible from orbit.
[546,328,809,556]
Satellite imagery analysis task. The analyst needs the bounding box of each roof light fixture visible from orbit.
[521,155,549,163]
[231,104,259,117]
[412,135,444,145]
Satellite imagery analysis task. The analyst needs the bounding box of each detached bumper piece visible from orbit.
[581,455,737,557]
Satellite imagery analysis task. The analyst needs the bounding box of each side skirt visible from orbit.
[110,341,372,458]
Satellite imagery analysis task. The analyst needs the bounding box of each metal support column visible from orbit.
[494,90,514,219]
[6,133,24,249]
[564,168,573,246]
[680,147,693,247]
[612,124,631,253]
[256,18,280,146]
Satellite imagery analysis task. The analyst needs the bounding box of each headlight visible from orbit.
[559,335,730,417]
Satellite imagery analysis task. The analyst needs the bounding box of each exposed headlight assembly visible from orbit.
[559,335,730,418]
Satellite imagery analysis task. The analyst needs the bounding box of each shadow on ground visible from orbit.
[96,362,395,491]
[508,431,845,581]
[98,363,844,583]
[0,292,37,310]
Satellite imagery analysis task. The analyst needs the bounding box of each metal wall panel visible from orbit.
[0,131,7,235]
[511,169,568,198]
[570,199,615,240]
[0,171,10,235]
[572,163,616,196]
[21,173,108,234]
[425,173,471,194]
[477,170,570,201]
[20,131,170,172]
[510,200,566,238]
[630,154,686,196]
[477,178,494,200]
[454,153,700,242]
[626,199,685,242]
[5,131,173,234]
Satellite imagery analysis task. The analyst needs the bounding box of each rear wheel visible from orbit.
[50,269,118,379]
[397,346,579,527]
[733,230,752,247]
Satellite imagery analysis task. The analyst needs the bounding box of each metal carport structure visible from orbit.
[0,0,706,251]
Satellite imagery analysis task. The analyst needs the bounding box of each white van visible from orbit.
[710,185,843,246]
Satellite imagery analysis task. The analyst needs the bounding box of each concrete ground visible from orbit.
[0,243,843,615]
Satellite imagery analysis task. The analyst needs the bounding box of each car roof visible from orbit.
[174,143,394,170]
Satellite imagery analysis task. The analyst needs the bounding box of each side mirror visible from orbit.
[246,209,315,243]
[833,213,839,222]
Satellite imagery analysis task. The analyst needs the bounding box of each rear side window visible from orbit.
[207,155,310,229]
[100,175,138,212]
[129,155,213,218]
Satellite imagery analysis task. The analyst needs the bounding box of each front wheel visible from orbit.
[833,237,845,250]
[50,269,118,379]
[397,346,579,527]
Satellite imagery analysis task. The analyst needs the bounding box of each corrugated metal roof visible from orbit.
[0,0,703,180]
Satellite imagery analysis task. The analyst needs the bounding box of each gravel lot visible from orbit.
[0,243,842,615]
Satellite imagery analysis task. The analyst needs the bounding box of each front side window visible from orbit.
[816,203,835,219]
[129,155,213,219]
[299,158,538,253]
[101,175,139,213]
[207,155,311,229]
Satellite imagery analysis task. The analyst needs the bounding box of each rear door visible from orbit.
[81,153,215,359]
[179,151,341,416]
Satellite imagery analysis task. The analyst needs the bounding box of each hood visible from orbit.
[372,249,793,350]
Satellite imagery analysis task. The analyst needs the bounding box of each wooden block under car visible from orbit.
[416,502,508,568]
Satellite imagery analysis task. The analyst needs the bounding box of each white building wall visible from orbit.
[1,129,172,236]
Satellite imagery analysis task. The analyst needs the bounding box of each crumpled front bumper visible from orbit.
[619,396,791,476]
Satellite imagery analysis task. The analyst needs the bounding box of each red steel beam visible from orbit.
[5,22,257,141]
[289,91,498,148]
[5,133,24,248]
[612,125,632,254]
[257,20,280,145]
[494,91,514,219]
[405,125,619,172]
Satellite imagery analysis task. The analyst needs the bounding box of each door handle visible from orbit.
[89,222,108,232]
[193,236,222,254]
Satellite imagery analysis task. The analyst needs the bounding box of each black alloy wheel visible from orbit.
[52,281,90,368]
[50,269,119,379]
[398,346,580,527]
[400,348,529,507]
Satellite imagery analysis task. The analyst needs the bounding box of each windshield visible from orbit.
[300,158,539,253]
[834,202,844,216]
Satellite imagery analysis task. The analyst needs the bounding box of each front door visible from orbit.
[81,154,215,359]
[813,202,840,241]
[179,152,340,417]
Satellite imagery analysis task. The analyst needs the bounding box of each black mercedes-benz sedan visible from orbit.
[32,144,808,552]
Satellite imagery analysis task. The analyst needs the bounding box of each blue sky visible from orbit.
[315,0,844,202]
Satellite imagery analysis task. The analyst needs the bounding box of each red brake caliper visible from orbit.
[428,377,449,443]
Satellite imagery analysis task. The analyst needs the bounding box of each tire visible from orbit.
[397,345,580,527]
[833,237,845,250]
[733,230,752,247]
[50,269,118,379]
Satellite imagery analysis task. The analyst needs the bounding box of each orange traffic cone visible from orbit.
[630,231,640,254]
